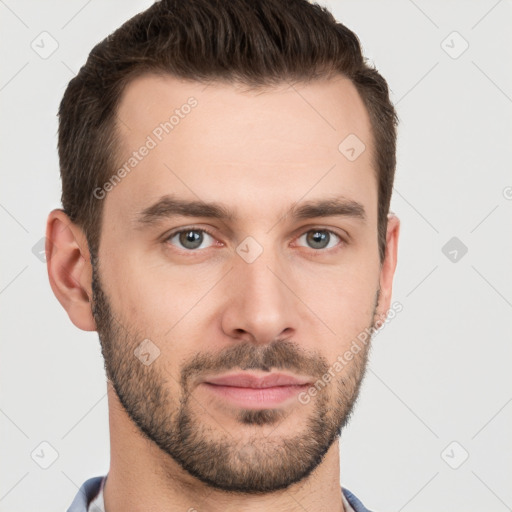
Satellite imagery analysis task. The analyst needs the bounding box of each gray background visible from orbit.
[1,0,511,510]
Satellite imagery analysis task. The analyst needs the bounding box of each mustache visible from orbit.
[179,338,330,390]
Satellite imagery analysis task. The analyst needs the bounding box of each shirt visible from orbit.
[67,475,374,512]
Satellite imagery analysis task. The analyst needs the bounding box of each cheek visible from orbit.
[300,264,379,354]
[104,258,213,345]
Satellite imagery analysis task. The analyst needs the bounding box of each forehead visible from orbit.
[106,73,376,227]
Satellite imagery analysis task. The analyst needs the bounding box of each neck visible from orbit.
[103,382,346,512]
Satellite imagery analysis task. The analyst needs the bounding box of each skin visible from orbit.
[46,74,399,512]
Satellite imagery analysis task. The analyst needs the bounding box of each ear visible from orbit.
[376,213,400,317]
[45,209,97,331]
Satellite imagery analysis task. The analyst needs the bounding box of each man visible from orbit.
[46,0,400,510]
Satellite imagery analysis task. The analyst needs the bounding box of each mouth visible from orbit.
[199,372,313,409]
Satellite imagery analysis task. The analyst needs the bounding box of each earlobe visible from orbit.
[45,209,97,332]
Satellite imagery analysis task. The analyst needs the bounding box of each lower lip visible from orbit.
[201,383,310,408]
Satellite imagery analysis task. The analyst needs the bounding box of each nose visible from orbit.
[220,248,301,345]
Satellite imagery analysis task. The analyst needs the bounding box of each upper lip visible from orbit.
[203,372,312,388]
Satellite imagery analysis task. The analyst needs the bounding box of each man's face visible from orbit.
[92,74,390,493]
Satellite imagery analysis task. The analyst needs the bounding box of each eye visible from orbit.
[166,228,217,251]
[296,229,342,250]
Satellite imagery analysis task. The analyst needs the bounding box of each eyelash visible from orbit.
[164,225,346,254]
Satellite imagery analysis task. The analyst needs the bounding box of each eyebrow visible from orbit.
[134,194,366,227]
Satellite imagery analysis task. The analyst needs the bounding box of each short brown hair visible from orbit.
[58,0,398,263]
